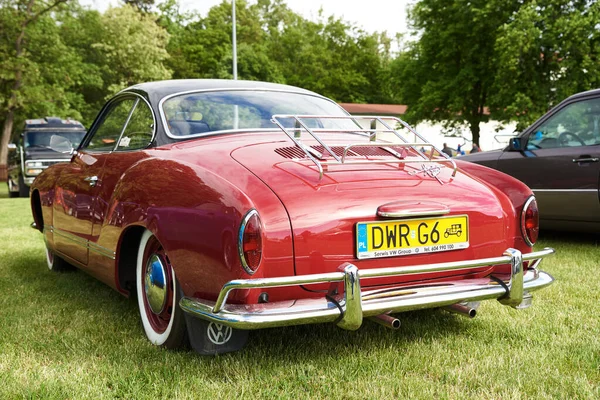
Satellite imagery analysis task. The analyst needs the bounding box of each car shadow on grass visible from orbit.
[5,248,497,363]
[539,230,600,245]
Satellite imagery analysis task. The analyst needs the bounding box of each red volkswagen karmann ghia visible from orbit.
[30,80,555,355]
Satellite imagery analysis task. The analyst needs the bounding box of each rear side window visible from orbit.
[83,97,154,152]
[116,100,154,151]
[85,99,136,152]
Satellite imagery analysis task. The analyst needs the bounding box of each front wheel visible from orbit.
[45,246,73,272]
[136,230,188,349]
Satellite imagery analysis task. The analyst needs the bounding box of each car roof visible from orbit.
[124,79,323,99]
[24,117,85,130]
[566,88,600,100]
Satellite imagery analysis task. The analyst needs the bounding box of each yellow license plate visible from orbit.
[356,215,469,259]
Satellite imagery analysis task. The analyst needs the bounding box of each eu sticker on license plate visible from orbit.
[355,215,469,259]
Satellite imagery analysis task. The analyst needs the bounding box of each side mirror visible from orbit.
[7,143,17,151]
[49,135,75,154]
[508,137,522,151]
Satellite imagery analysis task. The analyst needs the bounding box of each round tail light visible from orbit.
[238,209,263,274]
[521,196,539,247]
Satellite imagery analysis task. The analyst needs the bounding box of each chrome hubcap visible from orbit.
[145,254,167,314]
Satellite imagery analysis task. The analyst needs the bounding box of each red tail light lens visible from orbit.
[239,210,262,274]
[521,196,539,247]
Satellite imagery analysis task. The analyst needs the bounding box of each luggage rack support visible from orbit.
[271,114,457,180]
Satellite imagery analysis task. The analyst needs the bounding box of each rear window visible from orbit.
[161,90,356,138]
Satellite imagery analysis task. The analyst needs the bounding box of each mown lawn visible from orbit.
[0,187,599,399]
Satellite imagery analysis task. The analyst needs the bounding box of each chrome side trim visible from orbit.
[52,227,89,247]
[180,247,555,330]
[88,242,116,260]
[49,226,116,260]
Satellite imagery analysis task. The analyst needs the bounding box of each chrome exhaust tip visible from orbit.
[368,313,401,330]
[444,301,479,318]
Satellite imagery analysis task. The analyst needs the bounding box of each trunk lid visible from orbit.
[231,139,510,283]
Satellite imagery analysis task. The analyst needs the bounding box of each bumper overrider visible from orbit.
[180,248,555,331]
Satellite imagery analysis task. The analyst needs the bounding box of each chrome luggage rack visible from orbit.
[270,114,458,181]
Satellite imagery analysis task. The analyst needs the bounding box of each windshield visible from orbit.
[162,90,358,138]
[25,131,86,149]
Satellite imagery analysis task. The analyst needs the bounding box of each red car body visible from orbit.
[30,80,554,355]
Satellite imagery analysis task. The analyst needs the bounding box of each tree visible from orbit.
[0,0,69,170]
[122,0,154,13]
[391,0,521,145]
[92,5,171,95]
[489,0,600,129]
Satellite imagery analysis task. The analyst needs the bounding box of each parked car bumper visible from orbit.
[180,247,555,330]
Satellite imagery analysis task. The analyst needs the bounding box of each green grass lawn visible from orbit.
[1,186,599,399]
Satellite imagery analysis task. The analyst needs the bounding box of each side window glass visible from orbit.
[85,99,136,152]
[116,100,154,151]
[527,98,600,150]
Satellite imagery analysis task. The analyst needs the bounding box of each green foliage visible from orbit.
[0,0,171,136]
[392,0,522,144]
[490,0,600,129]
[161,0,392,103]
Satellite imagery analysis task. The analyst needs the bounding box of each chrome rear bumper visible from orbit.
[180,248,555,330]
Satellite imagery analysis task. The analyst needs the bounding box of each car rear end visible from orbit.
[179,116,554,337]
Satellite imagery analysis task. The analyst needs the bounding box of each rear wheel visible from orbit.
[136,230,187,349]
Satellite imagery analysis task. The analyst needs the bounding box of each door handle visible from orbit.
[572,157,599,163]
[84,176,99,186]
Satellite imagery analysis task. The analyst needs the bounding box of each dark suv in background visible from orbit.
[7,117,86,197]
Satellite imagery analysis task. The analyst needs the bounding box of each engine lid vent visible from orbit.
[275,145,406,160]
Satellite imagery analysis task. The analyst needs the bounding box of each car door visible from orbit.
[53,97,141,265]
[496,96,600,223]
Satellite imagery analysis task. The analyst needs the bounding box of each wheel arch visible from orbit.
[31,189,44,232]
[115,224,147,297]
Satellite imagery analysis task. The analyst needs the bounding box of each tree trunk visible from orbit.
[0,112,15,170]
[0,0,33,168]
[470,119,481,147]
[1,0,66,167]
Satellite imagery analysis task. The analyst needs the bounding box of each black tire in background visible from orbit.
[7,181,19,198]
[18,174,29,197]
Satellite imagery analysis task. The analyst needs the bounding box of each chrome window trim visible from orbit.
[158,88,348,140]
[81,92,156,154]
